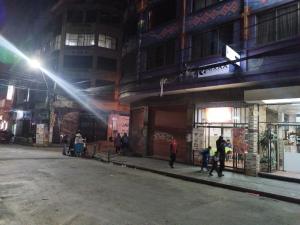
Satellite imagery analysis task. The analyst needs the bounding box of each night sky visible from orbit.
[0,0,57,46]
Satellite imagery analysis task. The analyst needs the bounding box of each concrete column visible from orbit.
[143,106,149,156]
[186,104,194,164]
[245,104,260,176]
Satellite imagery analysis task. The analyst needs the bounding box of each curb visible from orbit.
[109,161,300,205]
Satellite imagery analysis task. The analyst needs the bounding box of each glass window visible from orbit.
[64,55,93,69]
[86,10,97,23]
[97,57,117,71]
[67,10,84,23]
[98,34,117,50]
[277,4,298,40]
[147,40,176,70]
[257,11,276,44]
[192,23,233,59]
[65,33,95,46]
[256,4,299,45]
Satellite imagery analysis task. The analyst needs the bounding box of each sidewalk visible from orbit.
[107,155,300,204]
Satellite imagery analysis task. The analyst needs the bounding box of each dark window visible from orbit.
[193,0,223,12]
[147,40,176,69]
[148,0,177,29]
[257,4,298,45]
[256,11,276,44]
[122,52,137,75]
[63,56,93,69]
[67,10,84,23]
[94,80,115,100]
[99,10,121,25]
[97,57,117,71]
[86,10,97,23]
[192,23,233,59]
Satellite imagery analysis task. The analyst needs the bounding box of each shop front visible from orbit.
[193,104,249,172]
[245,86,300,177]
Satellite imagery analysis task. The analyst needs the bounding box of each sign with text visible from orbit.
[192,128,205,151]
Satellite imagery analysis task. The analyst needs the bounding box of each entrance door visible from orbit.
[197,125,246,171]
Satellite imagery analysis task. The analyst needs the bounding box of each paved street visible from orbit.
[0,145,300,225]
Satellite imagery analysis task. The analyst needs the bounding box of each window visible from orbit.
[97,57,117,71]
[65,33,95,46]
[54,35,61,50]
[67,10,84,23]
[98,34,117,50]
[192,23,233,59]
[147,40,176,69]
[64,56,93,69]
[193,0,223,12]
[148,0,177,29]
[86,10,97,23]
[257,4,299,45]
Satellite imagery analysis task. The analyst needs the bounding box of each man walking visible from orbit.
[216,136,226,177]
[169,137,178,168]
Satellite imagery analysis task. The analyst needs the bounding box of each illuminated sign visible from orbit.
[225,45,240,66]
[196,65,230,78]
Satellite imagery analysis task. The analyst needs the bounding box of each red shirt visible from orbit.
[170,140,178,154]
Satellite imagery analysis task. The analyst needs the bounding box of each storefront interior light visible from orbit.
[262,98,300,104]
[206,107,232,123]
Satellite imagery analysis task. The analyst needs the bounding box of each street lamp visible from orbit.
[29,57,53,144]
[28,58,42,70]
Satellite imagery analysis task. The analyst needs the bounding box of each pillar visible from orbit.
[245,104,260,176]
[186,104,194,164]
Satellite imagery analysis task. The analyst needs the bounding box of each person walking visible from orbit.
[216,136,226,177]
[209,151,219,176]
[169,137,178,168]
[121,133,129,154]
[114,133,122,154]
[200,146,211,171]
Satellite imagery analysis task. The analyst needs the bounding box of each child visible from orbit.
[209,151,219,176]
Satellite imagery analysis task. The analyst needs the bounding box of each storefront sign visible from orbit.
[197,65,230,78]
[192,128,205,151]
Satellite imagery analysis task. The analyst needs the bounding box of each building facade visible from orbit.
[121,0,300,176]
[30,0,130,144]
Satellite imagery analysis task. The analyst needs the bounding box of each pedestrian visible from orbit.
[169,137,178,168]
[62,134,69,155]
[209,151,219,176]
[216,136,226,177]
[121,133,129,154]
[114,133,122,154]
[200,146,211,172]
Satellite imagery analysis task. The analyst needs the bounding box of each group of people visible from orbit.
[201,136,228,177]
[62,130,87,156]
[168,135,228,178]
[114,133,129,154]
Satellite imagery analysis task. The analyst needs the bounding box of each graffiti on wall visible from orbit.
[153,131,173,142]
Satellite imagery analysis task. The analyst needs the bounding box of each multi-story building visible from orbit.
[32,0,129,144]
[121,0,300,176]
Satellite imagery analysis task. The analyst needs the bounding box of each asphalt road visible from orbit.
[0,145,299,225]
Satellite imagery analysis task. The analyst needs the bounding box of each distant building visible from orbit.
[29,0,129,144]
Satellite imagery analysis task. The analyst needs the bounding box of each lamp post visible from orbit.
[29,58,53,145]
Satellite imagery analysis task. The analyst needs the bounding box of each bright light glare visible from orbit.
[6,85,15,100]
[206,107,232,123]
[262,98,300,104]
[0,35,106,123]
[29,58,41,69]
